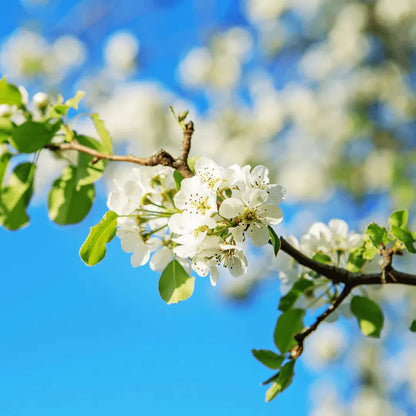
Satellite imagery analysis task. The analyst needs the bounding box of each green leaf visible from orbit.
[365,223,387,249]
[66,90,85,109]
[390,225,416,253]
[0,162,35,230]
[268,226,280,256]
[265,360,296,402]
[350,296,384,338]
[53,91,85,115]
[0,117,13,143]
[0,77,22,106]
[11,121,60,153]
[173,170,184,190]
[159,260,195,304]
[80,211,118,266]
[410,320,416,332]
[346,248,366,272]
[48,166,95,225]
[389,209,408,229]
[278,278,314,312]
[75,135,107,187]
[187,156,200,174]
[312,252,332,264]
[91,113,113,154]
[274,309,304,354]
[362,240,378,260]
[252,349,284,369]
[0,152,12,187]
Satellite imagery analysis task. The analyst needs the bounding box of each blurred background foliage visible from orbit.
[2,0,416,414]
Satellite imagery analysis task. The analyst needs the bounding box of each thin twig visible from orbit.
[290,284,353,359]
[45,120,196,178]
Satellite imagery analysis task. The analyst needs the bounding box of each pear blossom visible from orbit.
[108,158,285,288]
[301,219,363,266]
[116,217,161,267]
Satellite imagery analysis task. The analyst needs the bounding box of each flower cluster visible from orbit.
[276,219,363,295]
[107,157,285,285]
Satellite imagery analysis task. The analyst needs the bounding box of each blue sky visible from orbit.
[0,1,315,414]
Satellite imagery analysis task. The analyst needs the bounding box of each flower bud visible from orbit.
[0,104,13,117]
[33,92,50,110]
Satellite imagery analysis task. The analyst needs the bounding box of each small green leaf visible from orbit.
[65,90,85,110]
[362,240,378,260]
[252,349,284,369]
[0,117,13,143]
[265,360,296,402]
[274,309,304,353]
[0,162,35,230]
[0,152,12,187]
[91,113,113,154]
[278,278,314,312]
[80,211,118,266]
[389,209,408,229]
[268,226,280,256]
[312,252,332,264]
[350,296,384,338]
[0,77,22,106]
[158,260,194,304]
[410,320,416,332]
[48,166,95,225]
[187,156,200,174]
[53,91,85,115]
[75,135,107,187]
[391,225,416,253]
[346,248,366,272]
[11,121,60,153]
[173,170,184,190]
[365,223,387,249]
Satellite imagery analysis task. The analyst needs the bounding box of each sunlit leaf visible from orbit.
[158,260,194,304]
[265,360,296,402]
[350,296,384,338]
[48,166,95,225]
[80,211,118,266]
[274,309,304,353]
[252,349,284,369]
[0,162,35,230]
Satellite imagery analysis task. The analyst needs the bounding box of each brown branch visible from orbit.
[290,284,353,359]
[279,236,416,357]
[279,236,416,287]
[279,237,349,284]
[45,121,196,178]
[174,121,194,178]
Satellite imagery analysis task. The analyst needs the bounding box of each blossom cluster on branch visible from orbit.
[106,157,285,290]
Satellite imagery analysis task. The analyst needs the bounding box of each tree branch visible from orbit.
[279,236,416,287]
[45,120,196,178]
[279,236,416,356]
[290,284,353,359]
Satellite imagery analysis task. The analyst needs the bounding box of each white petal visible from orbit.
[209,266,219,286]
[268,185,286,204]
[346,233,363,249]
[117,228,141,253]
[258,204,283,225]
[247,224,270,246]
[219,198,245,218]
[308,222,331,241]
[241,188,268,208]
[150,247,172,271]
[192,259,209,277]
[130,242,151,267]
[328,219,348,238]
[226,256,244,277]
